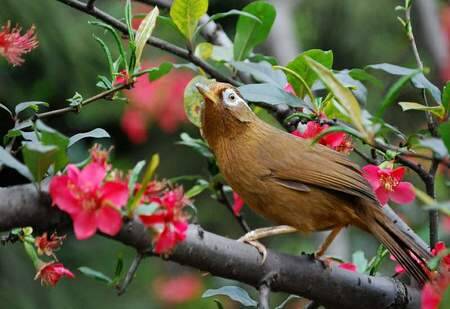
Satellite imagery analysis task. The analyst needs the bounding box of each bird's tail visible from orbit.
[365,205,432,285]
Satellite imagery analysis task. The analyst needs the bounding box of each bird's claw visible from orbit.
[238,235,267,264]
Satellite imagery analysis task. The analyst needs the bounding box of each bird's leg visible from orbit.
[238,225,298,263]
[314,226,343,258]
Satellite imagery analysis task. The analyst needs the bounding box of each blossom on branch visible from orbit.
[35,261,74,287]
[49,162,129,240]
[139,188,189,254]
[35,232,66,257]
[361,164,415,206]
[232,192,245,215]
[0,21,38,66]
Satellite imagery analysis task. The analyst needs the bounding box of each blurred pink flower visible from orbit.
[338,262,357,272]
[232,192,245,215]
[122,59,193,143]
[283,83,296,95]
[153,274,203,305]
[0,21,38,66]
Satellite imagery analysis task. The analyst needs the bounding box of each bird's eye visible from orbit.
[228,93,236,101]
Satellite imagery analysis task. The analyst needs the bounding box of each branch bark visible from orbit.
[0,184,421,308]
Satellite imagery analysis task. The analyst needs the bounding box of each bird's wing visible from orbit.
[259,129,377,203]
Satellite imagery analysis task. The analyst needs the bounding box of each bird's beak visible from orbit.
[196,83,218,104]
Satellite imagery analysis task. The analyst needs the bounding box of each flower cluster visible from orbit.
[35,261,74,287]
[49,147,129,240]
[138,185,189,254]
[362,164,415,206]
[0,21,38,66]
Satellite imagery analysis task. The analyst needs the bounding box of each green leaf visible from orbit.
[194,9,261,41]
[366,244,388,275]
[68,128,110,147]
[275,295,301,309]
[78,266,112,284]
[233,1,276,61]
[134,6,159,69]
[249,54,278,65]
[311,125,362,145]
[423,201,450,216]
[178,132,213,159]
[439,285,450,309]
[230,61,286,87]
[93,35,114,77]
[443,82,450,111]
[112,254,124,283]
[124,0,134,41]
[287,49,333,99]
[352,251,368,273]
[367,63,441,104]
[185,179,209,198]
[129,154,160,213]
[304,57,366,135]
[135,202,159,216]
[183,75,215,127]
[194,43,233,62]
[438,122,450,154]
[416,137,448,158]
[22,142,58,182]
[137,62,173,81]
[0,103,13,118]
[36,121,69,172]
[0,146,32,180]
[238,83,309,108]
[15,101,48,116]
[202,286,257,307]
[376,70,420,117]
[348,68,382,88]
[398,102,446,118]
[128,160,146,194]
[170,0,208,41]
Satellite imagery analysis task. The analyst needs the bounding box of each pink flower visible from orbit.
[291,121,353,154]
[339,262,357,272]
[0,21,38,66]
[361,164,415,206]
[422,282,442,309]
[49,162,129,240]
[232,192,245,215]
[432,241,450,267]
[390,254,405,274]
[122,59,193,143]
[153,274,203,305]
[139,188,189,254]
[35,262,74,287]
[283,83,296,95]
[113,69,129,86]
[35,232,66,257]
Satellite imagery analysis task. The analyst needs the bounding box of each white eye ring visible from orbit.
[223,89,240,106]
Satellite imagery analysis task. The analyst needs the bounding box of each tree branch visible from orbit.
[0,184,422,308]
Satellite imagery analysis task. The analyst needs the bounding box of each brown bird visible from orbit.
[196,82,432,285]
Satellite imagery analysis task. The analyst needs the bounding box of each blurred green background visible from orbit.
[0,0,448,308]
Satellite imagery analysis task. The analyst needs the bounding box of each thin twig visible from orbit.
[116,252,144,295]
[216,184,251,233]
[35,82,130,120]
[86,0,96,10]
[258,283,270,309]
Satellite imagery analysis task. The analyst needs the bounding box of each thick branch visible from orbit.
[0,184,421,308]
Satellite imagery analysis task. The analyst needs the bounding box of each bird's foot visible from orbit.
[238,233,268,264]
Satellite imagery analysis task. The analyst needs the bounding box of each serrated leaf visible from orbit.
[183,75,215,127]
[286,49,333,99]
[367,63,441,104]
[170,0,208,41]
[202,286,257,307]
[15,101,48,116]
[78,266,112,284]
[68,128,110,147]
[304,57,366,135]
[234,1,276,61]
[238,83,309,108]
[398,102,446,118]
[0,146,32,180]
[231,61,287,87]
[22,142,58,182]
[135,6,159,69]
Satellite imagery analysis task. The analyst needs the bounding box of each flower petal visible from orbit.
[49,175,80,215]
[79,162,106,191]
[73,210,97,240]
[96,206,122,236]
[362,164,381,190]
[390,182,415,205]
[375,187,390,205]
[154,226,176,254]
[100,181,129,208]
[391,167,405,182]
[67,164,80,184]
[140,213,166,226]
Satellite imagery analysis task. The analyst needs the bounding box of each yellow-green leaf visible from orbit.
[398,102,446,118]
[170,0,208,41]
[184,75,215,127]
[304,56,366,135]
[135,6,159,69]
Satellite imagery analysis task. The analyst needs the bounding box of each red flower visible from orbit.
[34,262,74,287]
[283,83,296,95]
[49,162,129,240]
[339,262,357,272]
[113,69,130,86]
[361,164,415,206]
[153,274,203,305]
[139,188,189,254]
[432,241,450,267]
[136,180,166,204]
[35,232,66,257]
[90,144,111,168]
[232,192,245,215]
[422,282,442,309]
[122,59,193,143]
[0,21,38,66]
[292,121,353,154]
